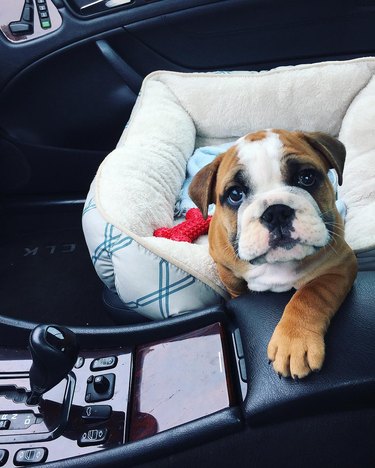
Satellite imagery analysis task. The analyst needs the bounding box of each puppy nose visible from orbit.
[261,204,295,230]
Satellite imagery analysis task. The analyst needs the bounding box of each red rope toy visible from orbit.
[154,208,212,243]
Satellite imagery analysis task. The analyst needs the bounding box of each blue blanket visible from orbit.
[174,142,233,217]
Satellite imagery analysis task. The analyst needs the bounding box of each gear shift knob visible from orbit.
[27,324,79,405]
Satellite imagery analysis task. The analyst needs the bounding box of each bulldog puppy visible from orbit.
[189,130,357,379]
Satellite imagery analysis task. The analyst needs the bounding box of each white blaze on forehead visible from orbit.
[237,131,284,193]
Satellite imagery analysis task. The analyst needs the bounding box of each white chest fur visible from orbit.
[243,261,304,293]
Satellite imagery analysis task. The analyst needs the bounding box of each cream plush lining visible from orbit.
[96,58,375,295]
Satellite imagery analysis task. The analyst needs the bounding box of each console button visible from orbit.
[41,19,51,29]
[78,428,108,447]
[82,405,112,422]
[0,450,9,467]
[74,356,85,368]
[39,11,49,18]
[0,420,10,430]
[85,373,115,403]
[239,358,247,382]
[9,22,33,35]
[14,448,48,465]
[22,6,34,22]
[234,328,244,359]
[94,375,110,394]
[90,356,117,371]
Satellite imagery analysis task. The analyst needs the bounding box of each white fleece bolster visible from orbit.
[83,57,375,319]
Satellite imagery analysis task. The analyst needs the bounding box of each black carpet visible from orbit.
[0,204,115,327]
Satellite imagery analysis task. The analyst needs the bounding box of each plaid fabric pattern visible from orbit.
[82,182,221,319]
[123,260,195,318]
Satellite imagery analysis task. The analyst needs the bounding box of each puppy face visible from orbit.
[190,130,345,267]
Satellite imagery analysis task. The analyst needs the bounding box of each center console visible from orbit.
[0,271,374,467]
[0,311,245,466]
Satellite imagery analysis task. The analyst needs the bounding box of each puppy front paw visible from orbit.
[267,321,325,379]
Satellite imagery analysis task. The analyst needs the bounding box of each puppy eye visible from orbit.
[296,169,317,187]
[227,187,245,207]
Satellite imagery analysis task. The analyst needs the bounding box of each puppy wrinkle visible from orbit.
[232,169,251,191]
[322,210,335,233]
[237,131,284,194]
[229,232,239,256]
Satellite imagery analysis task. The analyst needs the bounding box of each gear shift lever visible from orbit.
[27,324,79,405]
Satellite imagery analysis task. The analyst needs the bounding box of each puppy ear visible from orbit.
[189,155,223,218]
[302,132,346,185]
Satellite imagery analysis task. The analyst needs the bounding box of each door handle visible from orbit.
[77,0,132,15]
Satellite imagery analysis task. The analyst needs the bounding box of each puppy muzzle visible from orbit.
[237,188,330,264]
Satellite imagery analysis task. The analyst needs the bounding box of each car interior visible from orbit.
[0,0,374,467]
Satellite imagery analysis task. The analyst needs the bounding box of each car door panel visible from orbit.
[0,0,374,197]
[125,1,375,69]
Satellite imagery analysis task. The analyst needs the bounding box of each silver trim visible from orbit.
[105,0,132,7]
[80,0,105,11]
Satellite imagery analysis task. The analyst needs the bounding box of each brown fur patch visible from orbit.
[244,130,268,142]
